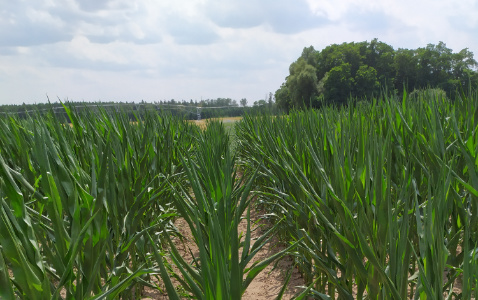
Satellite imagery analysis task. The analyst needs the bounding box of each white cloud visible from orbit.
[0,0,477,105]
[0,3,70,47]
[203,0,330,34]
[164,16,219,45]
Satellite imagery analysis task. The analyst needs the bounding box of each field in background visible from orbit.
[192,116,241,150]
[191,116,242,129]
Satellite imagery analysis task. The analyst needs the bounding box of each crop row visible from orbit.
[236,90,478,299]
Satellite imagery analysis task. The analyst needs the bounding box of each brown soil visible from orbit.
[141,203,304,299]
[141,218,197,299]
[240,206,304,299]
[139,170,468,299]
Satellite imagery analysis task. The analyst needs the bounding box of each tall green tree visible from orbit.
[450,48,478,92]
[394,48,419,91]
[286,57,319,108]
[275,83,291,111]
[276,40,478,111]
[354,65,379,99]
[365,38,395,90]
[324,63,354,105]
[415,42,452,88]
[300,45,318,67]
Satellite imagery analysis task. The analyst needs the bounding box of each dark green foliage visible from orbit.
[275,83,291,112]
[276,39,478,110]
[354,65,379,99]
[324,63,354,105]
[287,57,319,109]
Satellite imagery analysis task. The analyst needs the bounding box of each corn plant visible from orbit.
[0,105,198,299]
[235,90,478,299]
[151,120,296,299]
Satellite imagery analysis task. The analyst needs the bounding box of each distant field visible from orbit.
[191,116,242,129]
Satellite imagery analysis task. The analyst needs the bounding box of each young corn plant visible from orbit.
[151,120,295,299]
[235,89,478,299]
[0,106,197,298]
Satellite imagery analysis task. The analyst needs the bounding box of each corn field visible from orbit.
[0,106,288,299]
[0,90,477,299]
[0,107,199,299]
[236,90,478,299]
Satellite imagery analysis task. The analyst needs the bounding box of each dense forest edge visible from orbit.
[275,39,478,111]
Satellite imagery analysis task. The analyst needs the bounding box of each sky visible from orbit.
[0,0,477,105]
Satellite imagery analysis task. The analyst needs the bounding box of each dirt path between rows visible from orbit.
[240,206,304,299]
[142,203,305,299]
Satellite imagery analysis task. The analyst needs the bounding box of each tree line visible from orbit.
[0,96,279,120]
[275,39,478,111]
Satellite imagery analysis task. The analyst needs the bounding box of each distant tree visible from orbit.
[286,57,319,108]
[324,63,354,105]
[354,65,379,99]
[253,99,267,107]
[268,92,273,106]
[450,48,478,93]
[275,83,291,111]
[394,48,418,92]
[300,46,318,67]
[365,38,395,90]
[276,39,478,110]
[240,98,248,107]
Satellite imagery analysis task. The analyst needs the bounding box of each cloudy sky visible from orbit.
[0,0,477,105]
